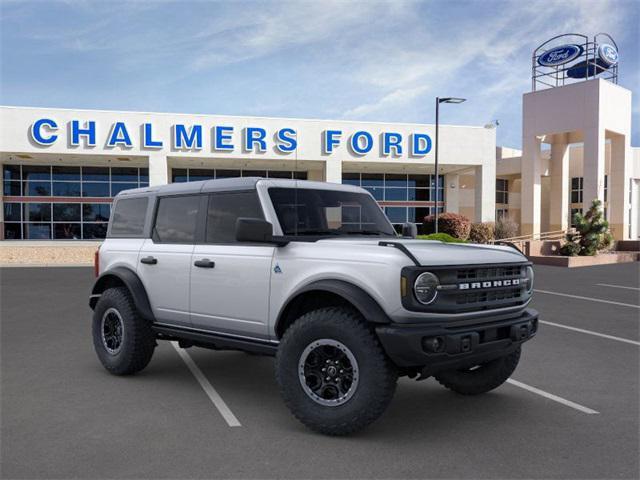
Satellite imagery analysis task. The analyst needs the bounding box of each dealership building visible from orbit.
[0,35,638,243]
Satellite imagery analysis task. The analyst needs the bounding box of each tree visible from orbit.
[560,199,613,256]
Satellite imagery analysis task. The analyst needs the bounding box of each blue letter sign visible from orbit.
[214,126,234,151]
[143,123,163,148]
[107,122,132,148]
[173,124,203,150]
[70,120,96,147]
[411,133,432,156]
[323,130,342,154]
[350,131,373,155]
[383,132,403,156]
[244,127,267,152]
[30,118,58,145]
[275,128,297,153]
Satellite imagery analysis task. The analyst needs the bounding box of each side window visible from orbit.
[109,197,148,237]
[206,191,263,243]
[153,195,200,244]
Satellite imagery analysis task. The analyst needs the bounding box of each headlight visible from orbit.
[414,272,439,305]
[525,266,534,293]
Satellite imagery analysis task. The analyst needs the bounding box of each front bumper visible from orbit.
[376,308,538,372]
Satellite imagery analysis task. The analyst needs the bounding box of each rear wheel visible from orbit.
[92,287,156,375]
[275,307,397,436]
[434,348,521,395]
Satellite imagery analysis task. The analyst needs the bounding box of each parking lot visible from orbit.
[1,263,638,479]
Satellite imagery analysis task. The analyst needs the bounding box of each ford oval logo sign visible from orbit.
[598,43,618,66]
[538,44,583,67]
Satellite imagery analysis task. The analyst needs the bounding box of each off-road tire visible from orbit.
[275,307,398,436]
[434,348,521,395]
[92,287,155,375]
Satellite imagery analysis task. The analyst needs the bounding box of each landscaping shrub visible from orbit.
[494,217,519,239]
[560,199,613,256]
[422,213,471,240]
[417,233,467,243]
[469,222,495,244]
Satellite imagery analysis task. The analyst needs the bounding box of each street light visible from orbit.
[434,96,466,233]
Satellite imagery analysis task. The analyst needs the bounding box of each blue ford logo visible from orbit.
[598,44,618,66]
[538,44,583,67]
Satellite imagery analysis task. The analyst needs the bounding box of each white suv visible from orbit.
[90,178,537,435]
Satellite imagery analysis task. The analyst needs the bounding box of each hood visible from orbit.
[315,238,527,266]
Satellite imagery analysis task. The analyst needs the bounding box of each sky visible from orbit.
[1,0,638,148]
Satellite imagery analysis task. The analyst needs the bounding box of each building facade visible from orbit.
[0,106,497,240]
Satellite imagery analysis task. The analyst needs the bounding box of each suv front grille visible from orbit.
[401,263,531,314]
[456,287,523,305]
[457,265,522,281]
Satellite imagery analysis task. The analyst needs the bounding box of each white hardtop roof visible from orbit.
[116,177,366,197]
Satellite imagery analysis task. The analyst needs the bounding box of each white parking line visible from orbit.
[540,320,640,346]
[506,379,599,415]
[171,342,241,427]
[596,283,640,291]
[534,289,640,309]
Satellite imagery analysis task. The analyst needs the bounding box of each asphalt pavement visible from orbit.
[1,263,638,479]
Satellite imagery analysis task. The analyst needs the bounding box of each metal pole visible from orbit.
[434,97,439,234]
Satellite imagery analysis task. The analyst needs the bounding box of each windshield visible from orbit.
[268,187,396,237]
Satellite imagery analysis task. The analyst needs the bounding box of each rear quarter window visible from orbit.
[109,197,148,237]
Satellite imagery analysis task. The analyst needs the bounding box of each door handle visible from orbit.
[140,256,158,265]
[194,259,215,268]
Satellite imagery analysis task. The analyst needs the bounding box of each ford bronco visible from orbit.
[90,178,537,435]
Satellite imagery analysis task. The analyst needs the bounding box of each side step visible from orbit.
[152,324,278,356]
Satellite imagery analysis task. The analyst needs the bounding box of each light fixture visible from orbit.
[438,97,466,104]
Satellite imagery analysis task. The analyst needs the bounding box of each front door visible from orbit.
[137,194,201,327]
[189,190,274,339]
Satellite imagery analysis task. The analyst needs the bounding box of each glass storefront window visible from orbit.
[364,187,384,201]
[110,167,138,182]
[384,188,408,201]
[82,167,110,182]
[2,165,147,240]
[83,204,110,222]
[110,183,139,196]
[53,204,81,222]
[52,166,80,181]
[26,203,51,222]
[3,181,21,196]
[3,164,21,181]
[242,170,267,177]
[384,207,407,223]
[4,203,21,221]
[4,223,22,239]
[83,223,108,239]
[52,182,81,197]
[54,223,82,239]
[22,165,51,181]
[171,168,307,182]
[188,169,215,180]
[215,169,241,178]
[361,174,384,187]
[26,181,51,196]
[82,182,110,197]
[385,174,408,187]
[24,223,51,239]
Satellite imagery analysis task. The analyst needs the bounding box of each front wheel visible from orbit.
[275,307,398,436]
[434,348,521,395]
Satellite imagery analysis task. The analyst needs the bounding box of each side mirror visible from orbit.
[236,218,274,243]
[401,222,417,238]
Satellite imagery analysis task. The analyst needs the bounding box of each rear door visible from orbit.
[189,190,274,339]
[137,194,202,327]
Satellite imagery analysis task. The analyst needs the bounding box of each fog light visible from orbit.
[422,336,444,353]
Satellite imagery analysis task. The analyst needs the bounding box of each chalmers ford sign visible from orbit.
[28,118,434,157]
